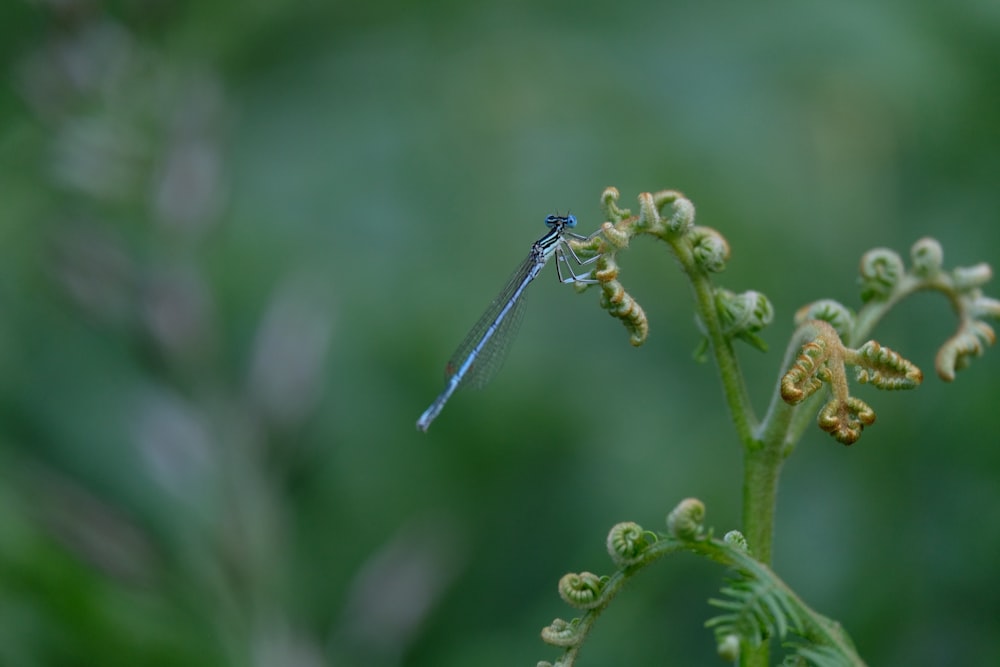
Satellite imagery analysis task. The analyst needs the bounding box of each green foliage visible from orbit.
[707,577,805,653]
[540,500,866,667]
[538,189,998,666]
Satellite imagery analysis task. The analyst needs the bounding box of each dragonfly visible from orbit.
[416,214,600,431]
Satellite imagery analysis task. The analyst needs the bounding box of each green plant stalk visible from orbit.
[749,323,831,564]
[597,195,785,574]
[738,451,781,667]
[662,234,780,561]
[668,233,758,446]
[664,232,779,667]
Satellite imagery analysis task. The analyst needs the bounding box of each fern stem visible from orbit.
[740,445,783,566]
[739,448,781,667]
[666,234,758,444]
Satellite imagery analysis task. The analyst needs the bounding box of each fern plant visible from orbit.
[536,187,999,667]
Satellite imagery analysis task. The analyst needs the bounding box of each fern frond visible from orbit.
[541,500,868,667]
[706,546,868,666]
[783,642,853,667]
[706,575,804,648]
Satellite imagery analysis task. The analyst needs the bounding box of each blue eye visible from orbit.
[544,214,576,229]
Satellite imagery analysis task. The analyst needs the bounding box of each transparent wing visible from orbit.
[457,293,527,390]
[444,253,542,389]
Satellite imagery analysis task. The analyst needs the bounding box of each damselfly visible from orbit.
[416,214,599,431]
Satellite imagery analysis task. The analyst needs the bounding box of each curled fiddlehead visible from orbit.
[780,320,921,445]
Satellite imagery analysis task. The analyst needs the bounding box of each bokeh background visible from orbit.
[1,1,999,665]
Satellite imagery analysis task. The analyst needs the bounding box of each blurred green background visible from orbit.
[1,1,999,665]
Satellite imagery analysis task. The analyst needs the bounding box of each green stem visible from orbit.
[664,231,777,667]
[740,441,784,667]
[736,315,833,667]
[665,234,758,444]
[747,320,834,569]
[657,215,781,665]
[740,445,782,566]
